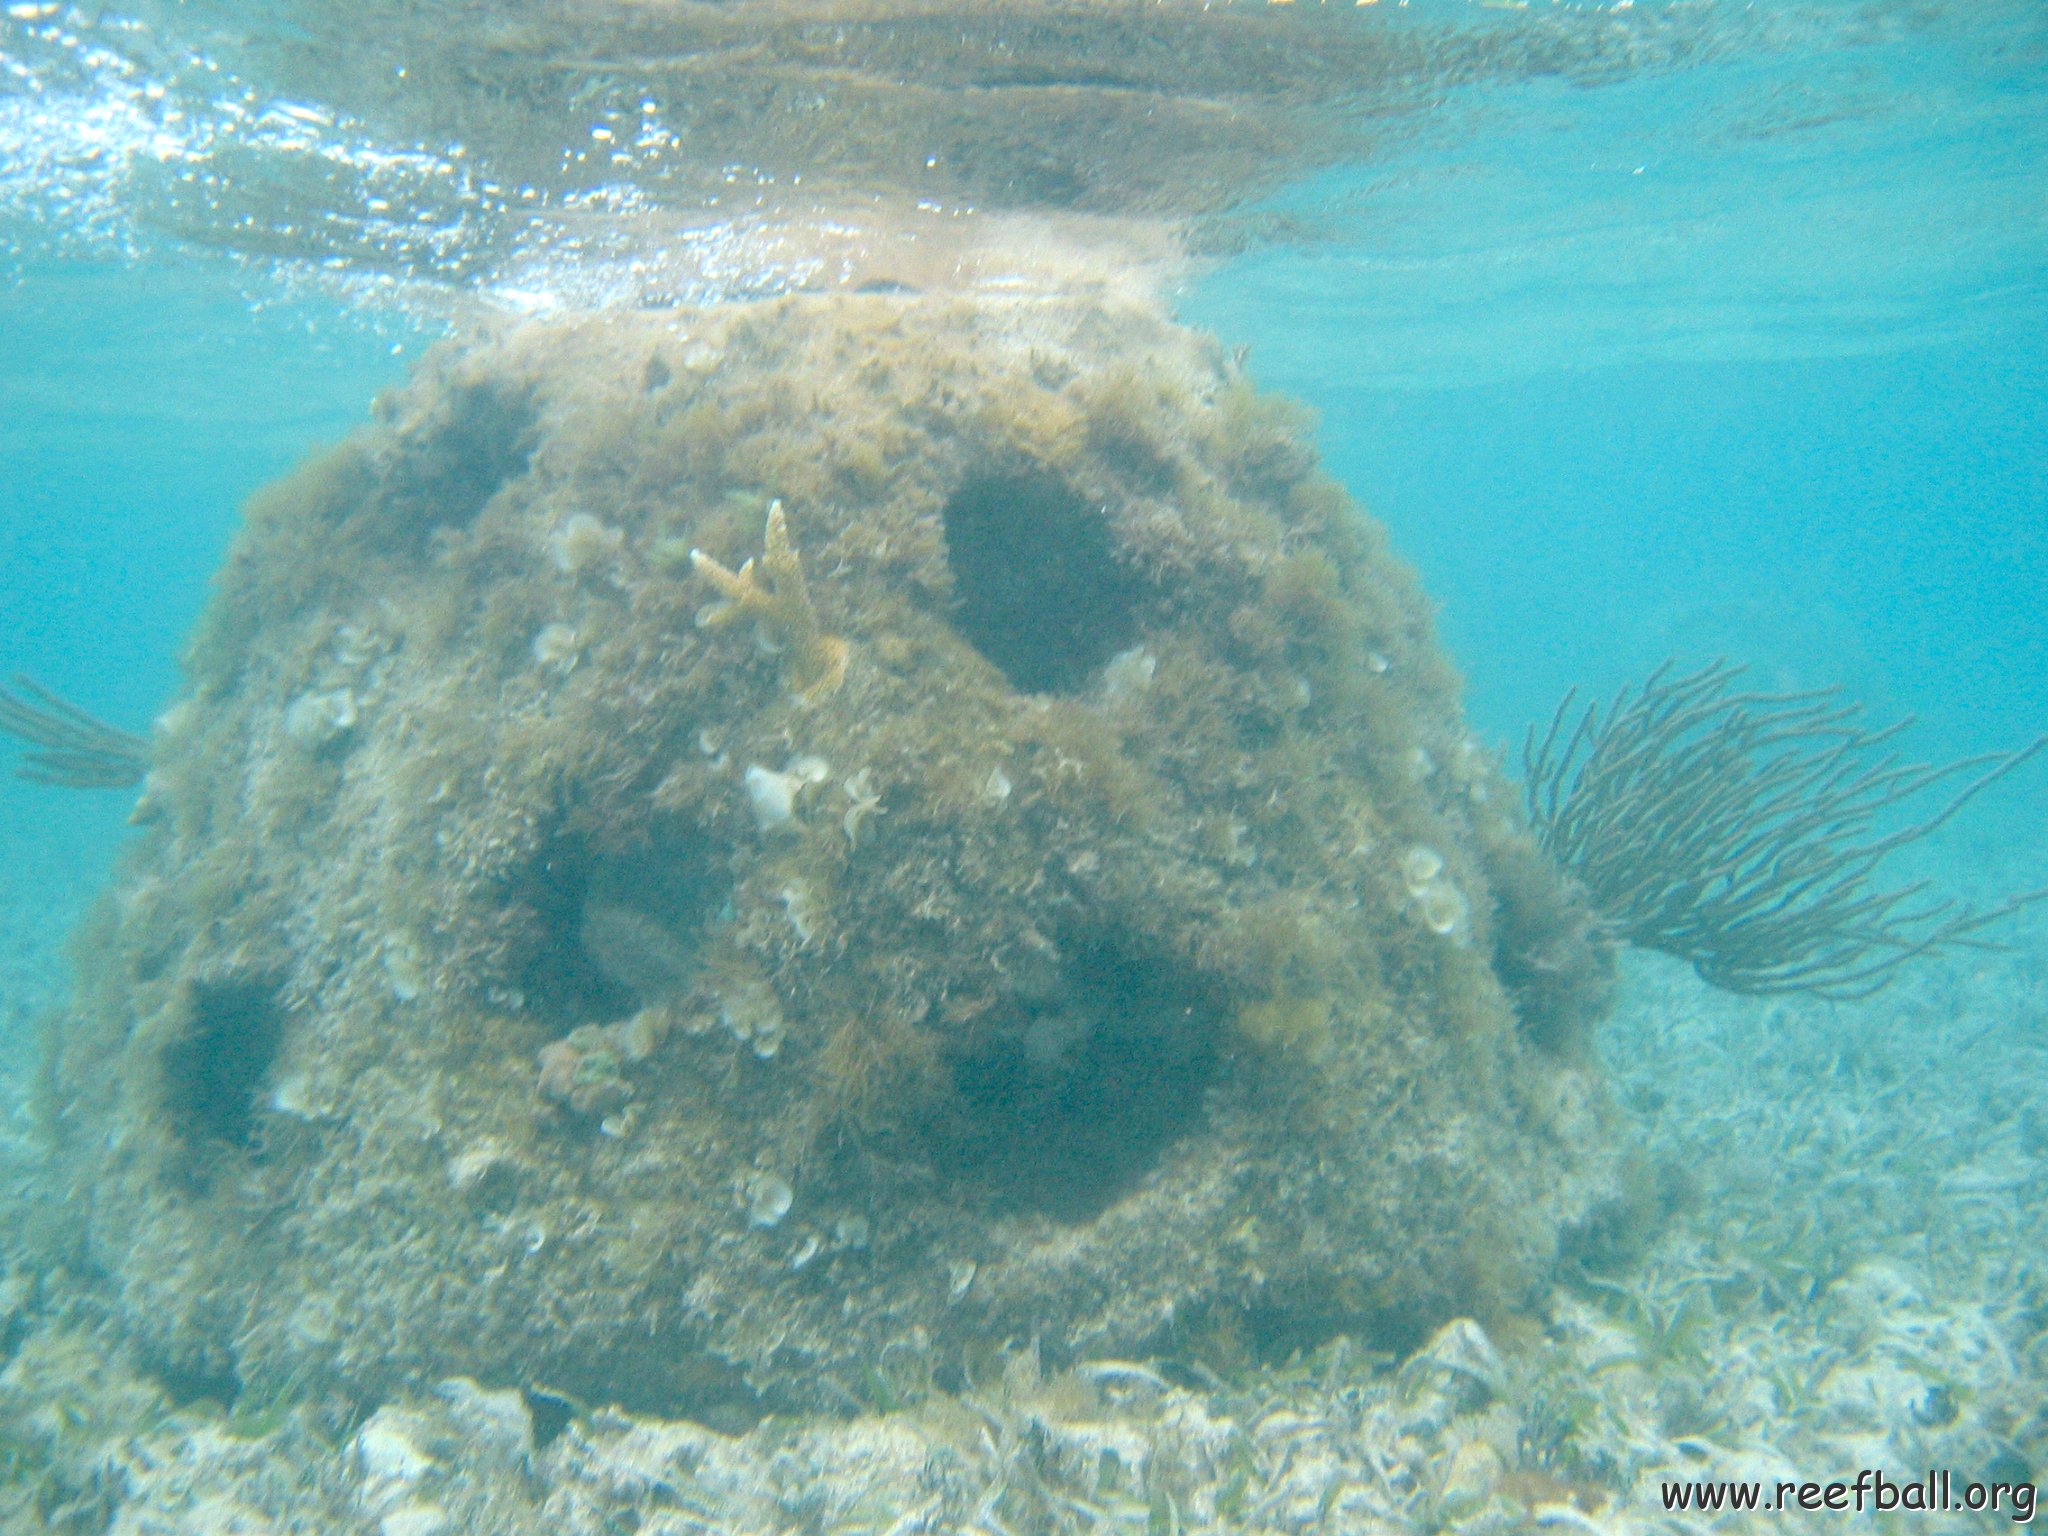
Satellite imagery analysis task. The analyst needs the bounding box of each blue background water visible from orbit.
[1307,343,2048,756]
[0,259,418,989]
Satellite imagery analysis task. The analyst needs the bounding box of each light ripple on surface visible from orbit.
[7,0,2040,372]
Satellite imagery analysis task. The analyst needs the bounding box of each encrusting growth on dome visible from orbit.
[690,500,849,702]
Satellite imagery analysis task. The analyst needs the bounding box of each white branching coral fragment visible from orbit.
[690,500,850,701]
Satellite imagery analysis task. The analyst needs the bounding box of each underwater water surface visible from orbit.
[1,0,2045,1530]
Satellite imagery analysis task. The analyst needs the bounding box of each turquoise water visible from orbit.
[2,0,2046,1525]
[0,259,419,1034]
[1316,344,2048,754]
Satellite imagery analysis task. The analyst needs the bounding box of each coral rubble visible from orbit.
[25,289,1617,1423]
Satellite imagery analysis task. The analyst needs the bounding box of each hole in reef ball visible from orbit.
[940,470,1144,695]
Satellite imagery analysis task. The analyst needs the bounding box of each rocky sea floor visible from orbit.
[0,852,2041,1534]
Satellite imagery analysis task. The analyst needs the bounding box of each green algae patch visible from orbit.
[33,291,1618,1419]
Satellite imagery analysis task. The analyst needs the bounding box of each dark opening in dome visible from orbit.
[159,976,286,1150]
[941,471,1144,694]
[511,820,731,1030]
[924,925,1224,1221]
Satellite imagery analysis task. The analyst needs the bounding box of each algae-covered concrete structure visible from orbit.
[36,288,1619,1420]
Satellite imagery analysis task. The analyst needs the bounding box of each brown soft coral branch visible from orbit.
[1525,659,2046,998]
[0,674,149,789]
